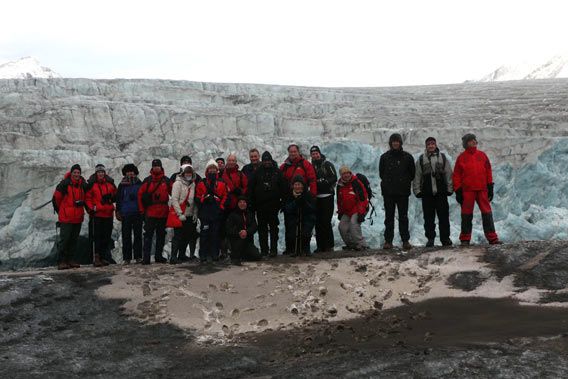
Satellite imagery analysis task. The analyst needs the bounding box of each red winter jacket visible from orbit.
[86,177,117,218]
[137,170,171,218]
[222,166,248,211]
[280,156,317,196]
[453,147,493,192]
[337,175,369,217]
[195,176,229,211]
[52,172,89,224]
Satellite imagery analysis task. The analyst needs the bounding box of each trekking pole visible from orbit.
[33,199,53,211]
[90,216,96,265]
[55,221,60,265]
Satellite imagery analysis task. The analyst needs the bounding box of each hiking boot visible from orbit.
[169,257,179,264]
[489,239,503,245]
[460,240,470,246]
[383,242,393,250]
[441,239,453,246]
[425,239,435,248]
[402,241,413,250]
[94,254,105,267]
[107,257,117,264]
[231,259,242,266]
[135,258,143,264]
[155,255,168,264]
[342,245,354,251]
[179,255,190,262]
[269,250,278,258]
[58,261,70,270]
[68,261,80,269]
[142,260,151,265]
[122,260,131,265]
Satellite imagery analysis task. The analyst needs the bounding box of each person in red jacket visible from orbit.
[196,159,229,263]
[86,164,117,266]
[336,166,369,251]
[138,159,171,264]
[280,144,317,196]
[52,164,88,270]
[222,154,248,211]
[453,134,501,245]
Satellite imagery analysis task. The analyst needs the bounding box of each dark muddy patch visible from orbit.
[485,240,568,290]
[447,271,487,291]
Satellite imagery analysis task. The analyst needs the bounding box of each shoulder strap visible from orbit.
[351,178,365,201]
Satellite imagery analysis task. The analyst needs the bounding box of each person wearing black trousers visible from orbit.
[248,151,288,257]
[413,137,454,247]
[283,176,317,256]
[379,133,416,250]
[225,196,262,265]
[116,163,143,264]
[310,145,338,253]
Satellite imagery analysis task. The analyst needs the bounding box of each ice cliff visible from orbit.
[1,78,568,267]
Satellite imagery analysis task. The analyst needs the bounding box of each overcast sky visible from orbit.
[1,0,567,87]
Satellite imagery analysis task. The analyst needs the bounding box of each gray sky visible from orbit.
[2,0,567,86]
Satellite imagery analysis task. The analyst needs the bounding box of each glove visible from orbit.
[179,214,187,222]
[446,191,453,197]
[455,188,463,205]
[487,183,494,202]
[115,211,123,221]
[357,214,365,223]
[415,192,423,199]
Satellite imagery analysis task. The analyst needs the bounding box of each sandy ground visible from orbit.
[94,245,564,343]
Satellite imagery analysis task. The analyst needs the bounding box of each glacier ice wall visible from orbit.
[1,78,568,267]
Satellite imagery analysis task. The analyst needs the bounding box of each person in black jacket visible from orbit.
[225,196,262,265]
[242,148,261,181]
[283,176,317,256]
[379,133,416,250]
[249,151,288,257]
[310,145,338,253]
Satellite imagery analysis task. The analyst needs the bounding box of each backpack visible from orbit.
[419,153,447,174]
[337,173,376,224]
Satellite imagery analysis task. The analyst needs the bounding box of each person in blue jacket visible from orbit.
[116,163,143,264]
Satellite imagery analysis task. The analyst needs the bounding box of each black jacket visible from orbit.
[379,148,415,197]
[283,189,317,237]
[248,161,288,212]
[226,208,257,243]
[242,163,260,181]
[312,156,337,196]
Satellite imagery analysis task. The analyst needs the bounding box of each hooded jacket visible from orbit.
[222,165,248,211]
[379,146,415,197]
[116,176,142,217]
[86,174,117,218]
[453,147,493,192]
[52,172,89,224]
[137,169,171,218]
[195,170,229,222]
[337,174,369,217]
[312,155,338,196]
[283,181,317,237]
[280,155,318,196]
[413,148,454,196]
[171,173,198,218]
[248,160,288,212]
[226,207,258,243]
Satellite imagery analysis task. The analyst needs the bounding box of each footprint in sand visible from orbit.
[142,284,151,297]
[209,284,217,291]
[215,302,224,310]
[257,319,268,327]
[231,309,240,318]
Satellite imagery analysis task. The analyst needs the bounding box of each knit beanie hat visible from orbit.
[425,137,437,145]
[70,164,82,173]
[151,159,163,168]
[292,175,305,186]
[309,145,321,154]
[122,163,139,176]
[215,157,225,164]
[261,151,273,161]
[206,159,219,171]
[462,133,477,149]
[389,133,403,147]
[180,164,193,173]
[95,164,106,173]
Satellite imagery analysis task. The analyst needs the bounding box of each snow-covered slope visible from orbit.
[480,56,568,82]
[0,57,60,79]
[1,78,568,267]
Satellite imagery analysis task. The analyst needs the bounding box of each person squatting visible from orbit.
[52,134,501,270]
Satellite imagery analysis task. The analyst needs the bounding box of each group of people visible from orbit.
[51,133,501,270]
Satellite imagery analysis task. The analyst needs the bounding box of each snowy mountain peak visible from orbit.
[0,56,60,79]
[480,55,568,82]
